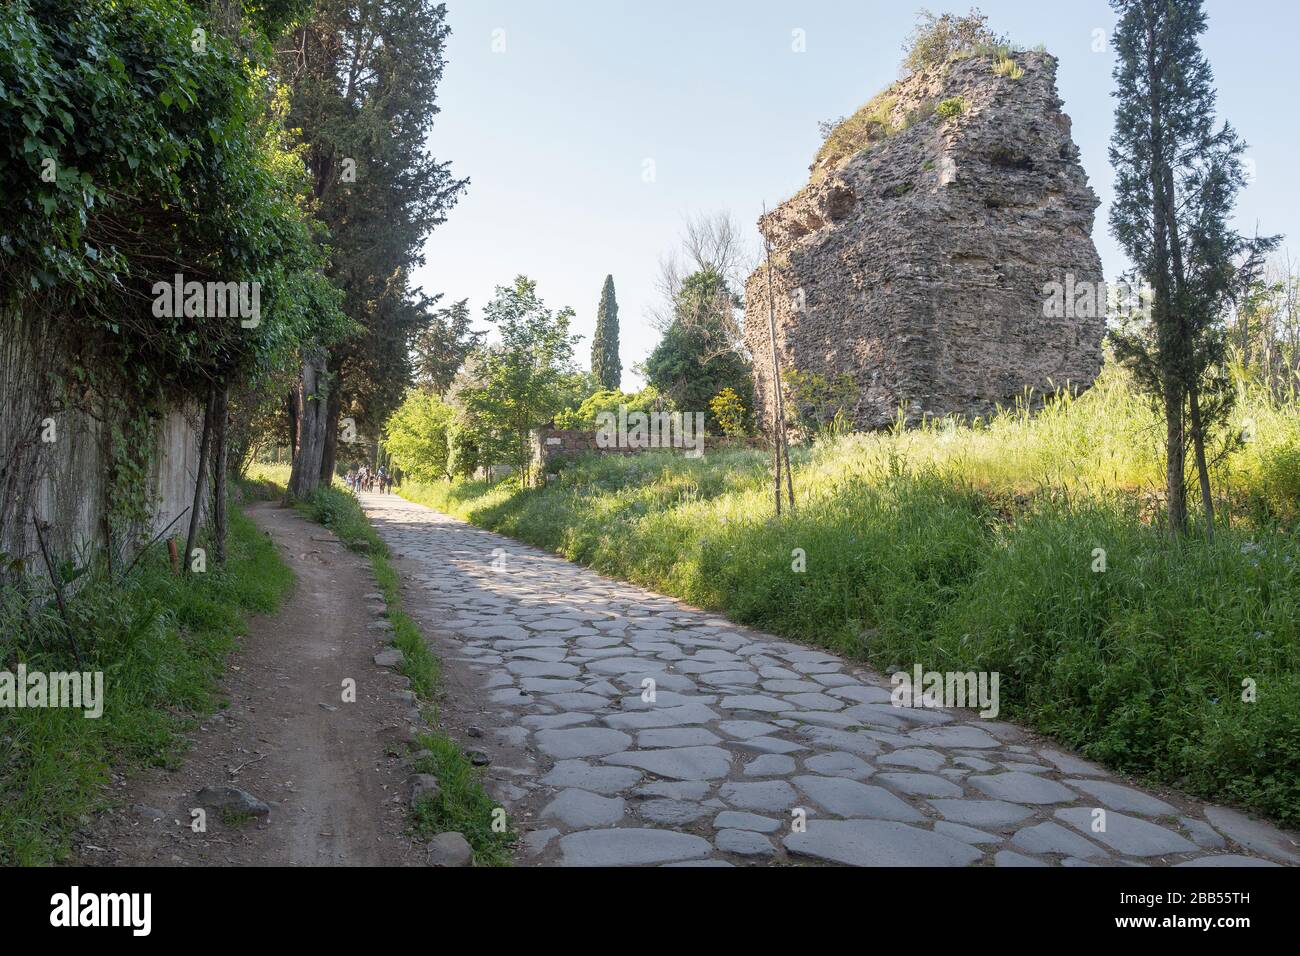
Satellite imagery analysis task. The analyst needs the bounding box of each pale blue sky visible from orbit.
[414,0,1298,387]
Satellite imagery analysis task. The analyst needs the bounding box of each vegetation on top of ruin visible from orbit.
[899,7,1008,76]
[935,96,968,120]
[811,9,1031,183]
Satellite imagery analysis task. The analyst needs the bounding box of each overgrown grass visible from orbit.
[0,506,292,865]
[992,54,1024,80]
[286,478,513,865]
[401,365,1300,825]
[935,96,967,119]
[409,733,515,867]
[813,92,902,183]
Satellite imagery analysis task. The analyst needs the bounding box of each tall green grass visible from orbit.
[401,366,1300,824]
[0,506,292,865]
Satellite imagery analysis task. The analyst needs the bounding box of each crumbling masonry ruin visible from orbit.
[745,50,1105,430]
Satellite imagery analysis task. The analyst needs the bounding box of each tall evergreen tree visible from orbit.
[279,0,468,490]
[1108,0,1276,537]
[591,274,621,390]
[413,298,483,396]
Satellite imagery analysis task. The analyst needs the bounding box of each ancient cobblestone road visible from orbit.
[361,492,1297,868]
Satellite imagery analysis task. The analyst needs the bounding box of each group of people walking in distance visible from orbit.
[345,464,393,494]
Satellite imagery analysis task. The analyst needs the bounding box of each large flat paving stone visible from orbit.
[875,772,964,798]
[909,726,1001,749]
[535,728,632,760]
[558,828,714,866]
[803,752,874,780]
[604,704,720,730]
[794,776,924,822]
[928,799,1036,828]
[637,800,709,825]
[637,728,721,748]
[540,760,643,794]
[718,780,798,812]
[878,748,947,772]
[714,811,781,833]
[1064,778,1176,817]
[604,746,734,781]
[720,695,790,713]
[1202,806,1299,864]
[505,661,581,679]
[1174,855,1281,867]
[1055,808,1197,857]
[715,829,775,857]
[541,789,627,828]
[969,772,1078,804]
[784,820,982,867]
[544,692,614,711]
[1011,821,1110,859]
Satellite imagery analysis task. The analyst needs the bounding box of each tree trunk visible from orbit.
[287,348,328,500]
[184,388,215,575]
[1187,383,1216,540]
[1144,16,1185,537]
[319,380,341,485]
[1160,155,1215,541]
[211,382,230,565]
[286,390,299,464]
[1163,388,1187,536]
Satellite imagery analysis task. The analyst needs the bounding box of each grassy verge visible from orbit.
[281,475,513,865]
[0,504,292,865]
[400,408,1300,826]
[408,733,514,866]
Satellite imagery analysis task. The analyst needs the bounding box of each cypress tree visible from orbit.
[1108,0,1277,537]
[591,274,622,390]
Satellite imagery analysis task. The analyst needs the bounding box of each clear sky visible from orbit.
[413,0,1299,388]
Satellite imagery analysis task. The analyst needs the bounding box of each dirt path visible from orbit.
[77,500,425,867]
[363,491,1300,868]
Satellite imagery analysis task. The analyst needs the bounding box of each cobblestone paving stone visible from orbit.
[361,493,1300,868]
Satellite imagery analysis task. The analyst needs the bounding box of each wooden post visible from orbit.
[762,204,796,514]
[33,517,83,666]
[211,381,230,566]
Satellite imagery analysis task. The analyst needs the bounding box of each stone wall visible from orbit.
[745,50,1105,430]
[530,428,635,480]
[0,308,204,568]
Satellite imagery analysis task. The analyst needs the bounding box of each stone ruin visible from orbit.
[744,50,1105,431]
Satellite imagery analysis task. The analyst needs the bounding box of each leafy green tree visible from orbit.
[1108,0,1278,537]
[460,277,580,483]
[383,390,455,482]
[782,369,857,438]
[0,0,347,555]
[644,269,753,430]
[448,420,486,479]
[591,275,621,390]
[555,387,667,430]
[709,387,748,437]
